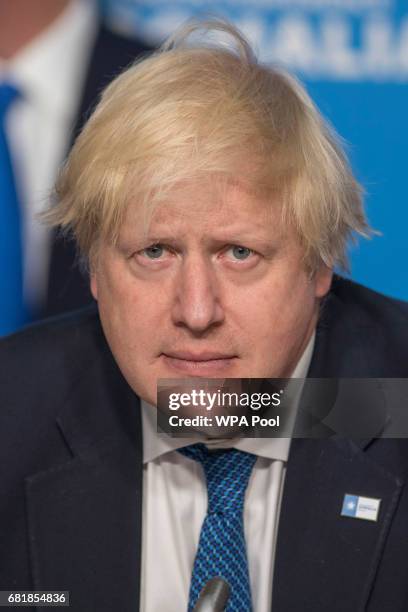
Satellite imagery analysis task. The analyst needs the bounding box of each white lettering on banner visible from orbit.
[238,13,408,81]
[122,0,392,12]
[105,2,408,82]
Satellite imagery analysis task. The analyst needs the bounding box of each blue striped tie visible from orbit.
[0,82,27,335]
[179,444,257,612]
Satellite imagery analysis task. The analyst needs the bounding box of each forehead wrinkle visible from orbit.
[122,175,285,243]
[141,204,278,233]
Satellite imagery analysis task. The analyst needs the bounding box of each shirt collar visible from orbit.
[141,332,315,464]
[0,0,98,117]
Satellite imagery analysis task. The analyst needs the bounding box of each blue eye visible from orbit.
[144,244,164,259]
[231,246,252,260]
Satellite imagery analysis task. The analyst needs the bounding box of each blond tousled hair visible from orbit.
[44,18,370,271]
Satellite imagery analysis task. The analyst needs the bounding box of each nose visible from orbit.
[171,255,225,333]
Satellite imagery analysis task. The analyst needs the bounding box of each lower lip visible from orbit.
[162,355,237,375]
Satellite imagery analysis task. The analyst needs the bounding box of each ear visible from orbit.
[88,247,99,301]
[90,272,98,301]
[314,264,333,298]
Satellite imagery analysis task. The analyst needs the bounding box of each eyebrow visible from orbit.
[140,227,276,238]
[120,217,286,250]
[139,222,282,241]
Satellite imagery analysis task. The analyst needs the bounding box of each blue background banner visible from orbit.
[100,0,408,300]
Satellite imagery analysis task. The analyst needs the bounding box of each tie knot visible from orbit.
[179,443,257,514]
[0,82,20,118]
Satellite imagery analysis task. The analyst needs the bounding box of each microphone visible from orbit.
[192,577,231,611]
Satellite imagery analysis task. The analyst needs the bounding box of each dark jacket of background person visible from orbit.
[1,276,408,611]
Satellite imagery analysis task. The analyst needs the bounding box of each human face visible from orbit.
[90,179,332,406]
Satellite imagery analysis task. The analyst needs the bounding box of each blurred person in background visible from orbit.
[0,0,151,335]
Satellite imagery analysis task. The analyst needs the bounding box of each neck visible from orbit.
[0,0,72,60]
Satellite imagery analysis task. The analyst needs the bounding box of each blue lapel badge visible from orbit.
[341,493,381,522]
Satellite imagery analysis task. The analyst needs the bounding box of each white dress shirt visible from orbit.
[0,0,97,310]
[140,334,315,612]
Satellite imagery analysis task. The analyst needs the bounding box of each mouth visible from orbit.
[161,351,238,375]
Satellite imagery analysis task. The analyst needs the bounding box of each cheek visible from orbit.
[241,270,315,324]
[237,275,317,357]
[276,281,317,334]
[98,270,170,351]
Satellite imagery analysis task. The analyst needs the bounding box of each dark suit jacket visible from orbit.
[44,23,152,318]
[1,277,408,611]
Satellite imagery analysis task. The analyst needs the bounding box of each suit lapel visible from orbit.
[24,334,144,612]
[272,437,403,612]
[272,282,404,611]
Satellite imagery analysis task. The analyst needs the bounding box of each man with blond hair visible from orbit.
[1,19,408,612]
